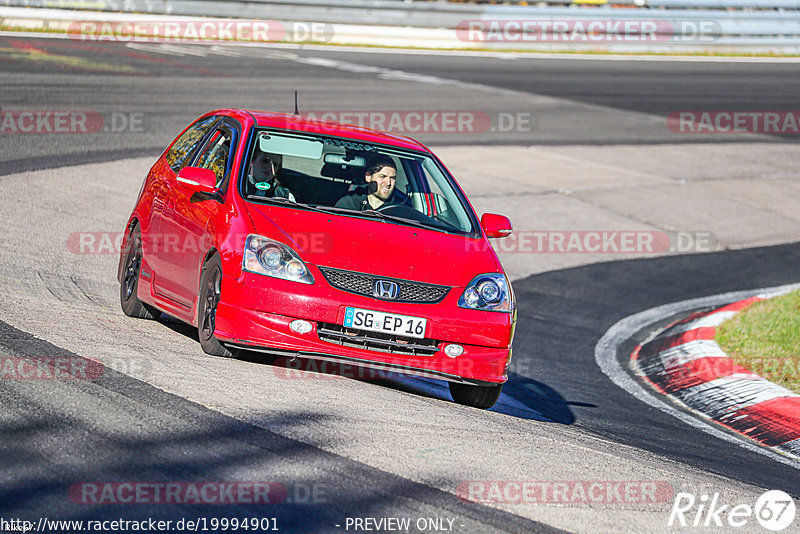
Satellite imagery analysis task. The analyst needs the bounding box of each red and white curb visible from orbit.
[595,283,800,470]
[632,295,800,460]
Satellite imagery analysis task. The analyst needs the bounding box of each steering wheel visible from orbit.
[376,203,454,230]
[375,203,408,213]
[376,203,431,221]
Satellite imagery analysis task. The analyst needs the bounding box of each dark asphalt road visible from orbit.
[0,321,558,533]
[507,242,800,496]
[2,36,799,175]
[293,50,800,116]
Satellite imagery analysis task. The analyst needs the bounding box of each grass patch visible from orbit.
[716,289,800,394]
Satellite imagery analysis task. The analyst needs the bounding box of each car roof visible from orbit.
[214,109,431,153]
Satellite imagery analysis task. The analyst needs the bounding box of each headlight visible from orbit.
[478,279,501,303]
[458,273,513,312]
[259,246,282,269]
[243,235,314,284]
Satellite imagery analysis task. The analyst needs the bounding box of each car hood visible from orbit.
[243,203,502,287]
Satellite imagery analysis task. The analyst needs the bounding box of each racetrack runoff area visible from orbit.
[1,139,799,532]
[438,142,800,281]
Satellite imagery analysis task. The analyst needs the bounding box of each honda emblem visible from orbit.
[374,280,399,299]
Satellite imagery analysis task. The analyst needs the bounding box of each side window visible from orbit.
[419,158,471,231]
[402,158,426,213]
[165,116,217,173]
[195,128,234,189]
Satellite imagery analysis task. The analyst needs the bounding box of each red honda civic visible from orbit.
[118,109,515,408]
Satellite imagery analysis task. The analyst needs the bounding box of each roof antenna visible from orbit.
[293,91,299,116]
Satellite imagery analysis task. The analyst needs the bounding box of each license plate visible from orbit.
[343,307,427,339]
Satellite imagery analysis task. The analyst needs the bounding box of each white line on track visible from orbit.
[125,42,208,56]
[98,41,797,146]
[595,282,800,470]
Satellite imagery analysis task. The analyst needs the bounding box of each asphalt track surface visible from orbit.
[4,36,800,173]
[1,35,800,532]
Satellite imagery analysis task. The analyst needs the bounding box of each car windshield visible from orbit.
[240,129,477,235]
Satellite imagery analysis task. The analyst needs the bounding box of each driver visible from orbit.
[335,155,402,211]
[247,148,295,201]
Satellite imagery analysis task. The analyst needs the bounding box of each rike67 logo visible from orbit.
[668,490,796,531]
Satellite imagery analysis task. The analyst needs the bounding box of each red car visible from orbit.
[118,109,515,409]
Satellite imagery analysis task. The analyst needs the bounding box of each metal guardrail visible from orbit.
[489,0,800,5]
[3,0,800,50]
[478,8,800,37]
[5,0,800,35]
[221,0,800,8]
[3,0,800,13]
[644,0,800,7]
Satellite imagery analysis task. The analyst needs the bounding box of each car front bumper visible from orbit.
[213,270,515,385]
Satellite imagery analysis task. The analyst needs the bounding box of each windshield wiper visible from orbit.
[247,196,332,213]
[308,205,362,216]
[247,195,295,204]
[361,209,424,227]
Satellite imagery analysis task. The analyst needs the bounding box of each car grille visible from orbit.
[317,323,440,357]
[318,267,450,303]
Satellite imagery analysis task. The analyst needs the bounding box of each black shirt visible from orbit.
[334,190,406,211]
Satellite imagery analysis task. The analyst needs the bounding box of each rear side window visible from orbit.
[195,127,236,189]
[165,116,218,172]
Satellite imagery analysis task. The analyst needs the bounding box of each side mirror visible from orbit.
[481,213,512,239]
[176,167,218,195]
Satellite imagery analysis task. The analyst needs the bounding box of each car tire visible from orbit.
[198,255,238,358]
[449,382,503,409]
[120,225,159,320]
